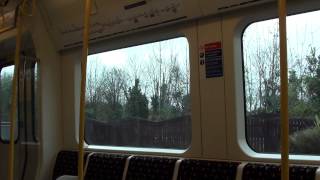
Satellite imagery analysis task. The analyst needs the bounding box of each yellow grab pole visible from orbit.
[78,0,92,180]
[8,9,22,180]
[279,0,289,179]
[32,0,37,16]
[19,0,36,16]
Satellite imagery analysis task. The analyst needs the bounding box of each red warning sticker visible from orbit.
[201,41,223,78]
[205,42,222,51]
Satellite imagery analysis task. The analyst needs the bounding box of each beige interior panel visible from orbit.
[197,17,227,159]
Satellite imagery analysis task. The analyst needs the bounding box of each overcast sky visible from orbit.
[244,10,320,70]
[242,10,320,112]
[87,37,190,90]
[88,37,189,71]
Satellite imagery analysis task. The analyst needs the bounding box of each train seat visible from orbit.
[52,151,320,180]
[125,156,178,180]
[84,153,129,180]
[177,159,240,180]
[290,165,319,180]
[242,163,318,180]
[52,151,90,180]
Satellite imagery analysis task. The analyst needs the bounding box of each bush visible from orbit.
[290,127,320,155]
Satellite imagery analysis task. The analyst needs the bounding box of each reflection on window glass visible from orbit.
[243,10,320,155]
[85,37,191,149]
[0,65,18,142]
[33,63,39,142]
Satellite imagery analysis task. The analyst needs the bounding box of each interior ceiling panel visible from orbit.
[42,0,200,50]
[41,0,273,50]
[199,0,274,16]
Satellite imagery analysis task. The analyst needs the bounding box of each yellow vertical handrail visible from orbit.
[279,0,289,179]
[21,0,37,16]
[7,1,37,179]
[8,9,22,180]
[78,0,92,180]
[32,0,36,16]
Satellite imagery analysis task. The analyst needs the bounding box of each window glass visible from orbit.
[85,37,191,150]
[0,65,18,142]
[243,10,320,155]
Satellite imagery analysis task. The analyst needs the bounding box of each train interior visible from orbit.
[1,0,320,179]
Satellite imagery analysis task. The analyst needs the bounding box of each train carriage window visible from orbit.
[0,65,18,142]
[85,37,191,150]
[243,10,320,155]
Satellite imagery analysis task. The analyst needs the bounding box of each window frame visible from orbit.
[222,1,320,164]
[241,19,279,154]
[0,59,39,144]
[83,36,193,153]
[241,10,320,155]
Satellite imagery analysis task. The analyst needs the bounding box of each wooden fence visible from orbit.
[85,116,192,149]
[86,113,315,152]
[246,113,316,153]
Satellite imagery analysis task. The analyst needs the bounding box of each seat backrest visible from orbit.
[53,151,318,180]
[52,151,89,180]
[290,165,318,180]
[242,163,280,180]
[84,153,129,180]
[242,163,318,180]
[177,159,240,180]
[126,156,178,180]
[52,151,78,180]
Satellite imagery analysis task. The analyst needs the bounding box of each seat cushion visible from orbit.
[126,156,178,180]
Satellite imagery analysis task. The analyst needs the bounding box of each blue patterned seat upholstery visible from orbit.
[84,153,129,180]
[53,151,318,180]
[126,156,178,180]
[177,159,239,180]
[52,151,89,180]
[242,163,280,180]
[242,163,318,180]
[290,165,318,180]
